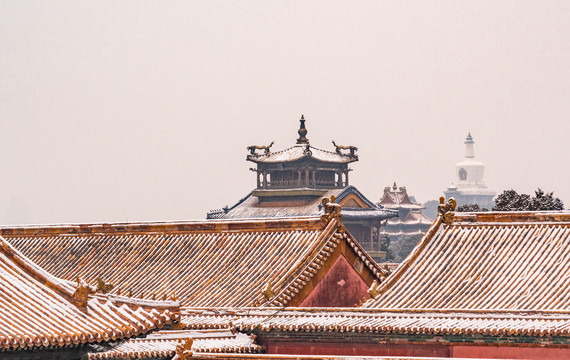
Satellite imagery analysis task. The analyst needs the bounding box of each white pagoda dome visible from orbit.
[444,133,496,209]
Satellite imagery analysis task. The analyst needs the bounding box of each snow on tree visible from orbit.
[529,188,564,211]
[493,188,564,211]
[456,204,488,212]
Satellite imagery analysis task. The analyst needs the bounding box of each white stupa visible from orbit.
[444,133,496,209]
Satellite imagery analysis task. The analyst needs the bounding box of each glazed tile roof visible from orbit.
[378,184,424,210]
[0,235,179,351]
[386,211,432,226]
[246,145,357,164]
[88,329,262,359]
[179,307,570,337]
[191,355,489,360]
[179,211,570,338]
[3,216,389,308]
[218,186,396,220]
[365,211,570,311]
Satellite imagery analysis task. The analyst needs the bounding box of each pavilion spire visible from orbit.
[296,115,309,144]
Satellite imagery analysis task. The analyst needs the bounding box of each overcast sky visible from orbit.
[1,1,569,224]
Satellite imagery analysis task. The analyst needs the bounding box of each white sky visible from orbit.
[1,1,569,224]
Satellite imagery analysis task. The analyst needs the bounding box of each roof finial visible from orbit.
[464,132,475,158]
[392,182,397,191]
[438,196,457,224]
[296,115,309,144]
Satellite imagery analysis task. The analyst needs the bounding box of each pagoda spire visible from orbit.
[464,132,475,158]
[296,115,309,144]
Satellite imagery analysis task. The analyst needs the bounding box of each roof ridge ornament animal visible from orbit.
[321,196,342,226]
[73,276,94,308]
[95,276,114,294]
[332,140,358,157]
[367,280,381,299]
[175,338,194,360]
[247,141,274,156]
[261,281,274,300]
[438,196,457,224]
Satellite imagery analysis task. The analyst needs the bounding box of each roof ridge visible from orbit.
[362,213,444,307]
[308,145,353,157]
[267,218,342,307]
[263,145,298,156]
[0,235,78,305]
[180,306,570,316]
[452,211,570,223]
[0,216,325,236]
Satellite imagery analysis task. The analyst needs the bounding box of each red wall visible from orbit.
[266,340,570,359]
[267,342,449,357]
[298,254,370,307]
[452,344,570,359]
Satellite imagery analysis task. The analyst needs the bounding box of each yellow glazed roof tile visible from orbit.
[2,216,387,308]
[0,235,179,351]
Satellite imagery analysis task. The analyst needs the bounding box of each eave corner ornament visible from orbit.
[367,280,381,299]
[438,196,457,224]
[247,141,274,156]
[95,276,114,294]
[73,276,94,308]
[175,338,194,360]
[332,140,358,157]
[261,281,274,300]
[321,195,342,227]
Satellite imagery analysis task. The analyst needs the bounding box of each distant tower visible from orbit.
[206,115,397,258]
[443,133,496,209]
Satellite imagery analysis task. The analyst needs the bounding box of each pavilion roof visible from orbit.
[216,186,396,221]
[0,235,179,352]
[386,210,432,226]
[247,145,357,164]
[378,184,424,210]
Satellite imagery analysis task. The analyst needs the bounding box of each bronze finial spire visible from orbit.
[296,115,309,144]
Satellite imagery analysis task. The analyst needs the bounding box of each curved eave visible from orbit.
[246,145,358,165]
[247,155,358,165]
[342,208,398,221]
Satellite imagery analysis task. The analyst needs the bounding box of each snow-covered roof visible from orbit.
[3,215,389,308]
[0,235,179,351]
[366,210,570,311]
[247,144,357,164]
[88,329,262,359]
[378,183,424,210]
[215,186,396,221]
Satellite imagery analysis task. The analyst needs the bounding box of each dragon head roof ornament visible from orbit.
[438,196,457,224]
